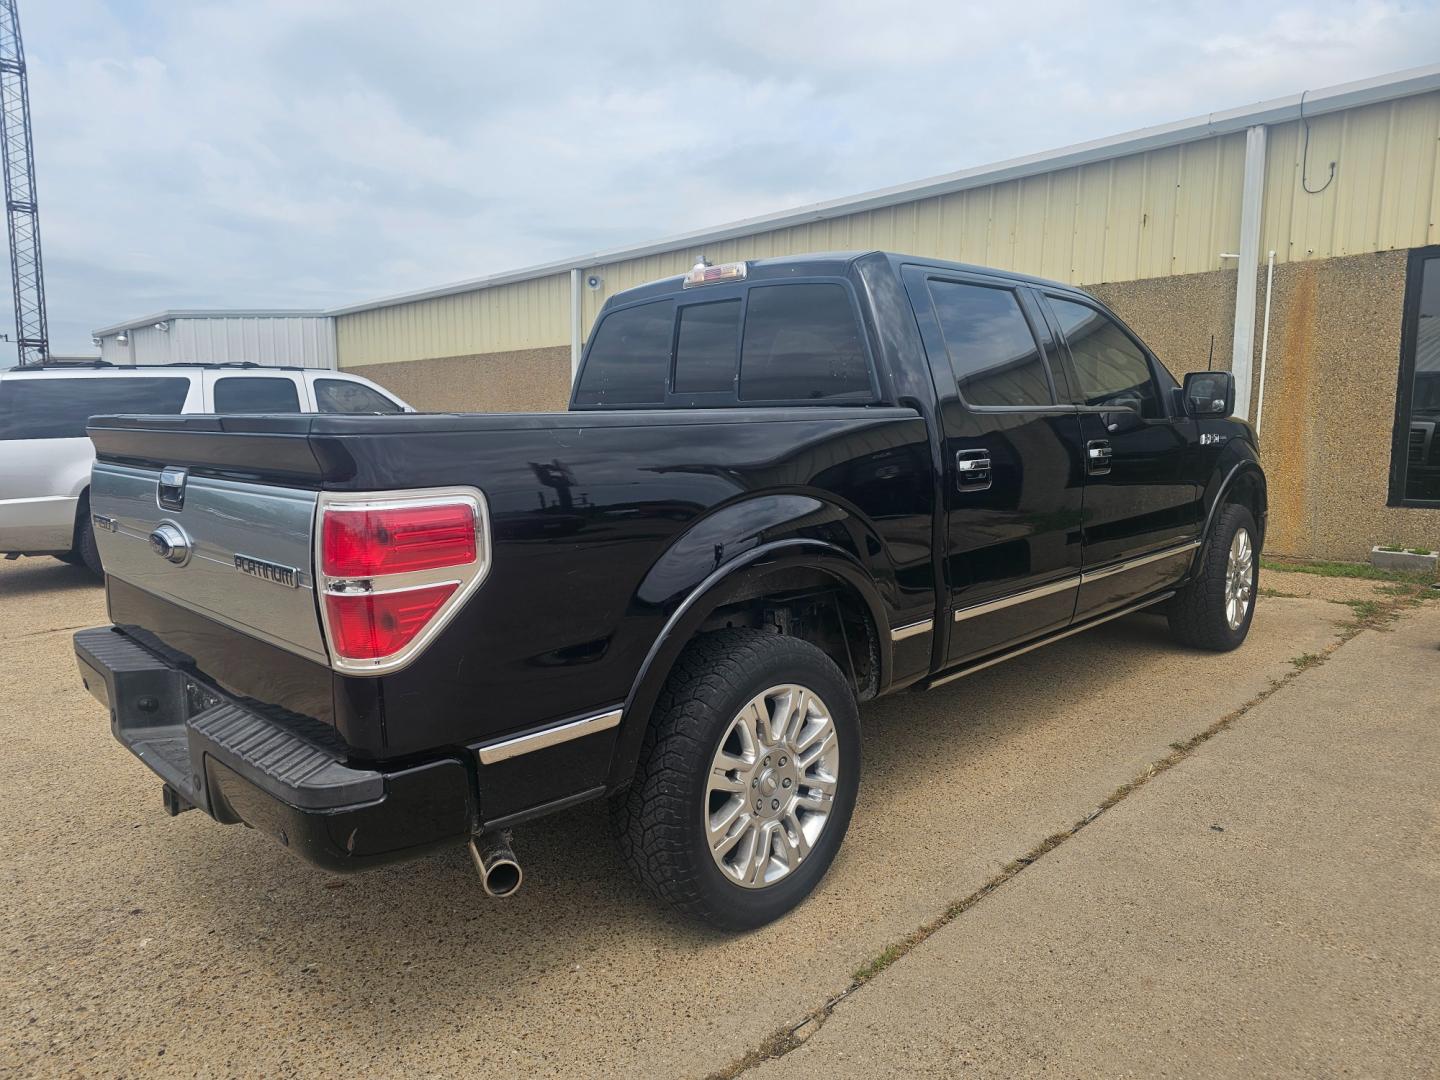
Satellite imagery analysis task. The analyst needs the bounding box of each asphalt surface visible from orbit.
[0,558,1402,1077]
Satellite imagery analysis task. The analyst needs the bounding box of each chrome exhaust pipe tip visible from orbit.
[469,831,523,898]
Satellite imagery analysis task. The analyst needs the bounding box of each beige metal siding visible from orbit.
[575,134,1250,334]
[1261,90,1440,261]
[338,272,570,367]
[335,90,1440,366]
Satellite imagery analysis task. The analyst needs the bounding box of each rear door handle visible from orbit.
[1086,439,1113,476]
[956,448,992,491]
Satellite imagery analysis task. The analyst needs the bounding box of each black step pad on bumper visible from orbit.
[75,626,475,872]
[75,626,379,810]
[191,703,381,808]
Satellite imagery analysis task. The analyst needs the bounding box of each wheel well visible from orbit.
[692,568,881,700]
[1224,471,1266,548]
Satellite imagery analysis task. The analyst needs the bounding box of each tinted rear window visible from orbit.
[575,283,873,406]
[739,284,871,401]
[314,379,403,414]
[673,300,740,394]
[0,377,190,440]
[212,376,301,414]
[573,300,675,406]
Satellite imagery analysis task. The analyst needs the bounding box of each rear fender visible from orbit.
[609,525,889,790]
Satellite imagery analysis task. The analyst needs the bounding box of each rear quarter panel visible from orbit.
[0,436,92,551]
[333,409,936,758]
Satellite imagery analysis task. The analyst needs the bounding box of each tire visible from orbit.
[1169,503,1258,651]
[610,628,861,931]
[74,499,103,578]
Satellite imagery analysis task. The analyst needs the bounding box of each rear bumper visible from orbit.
[75,626,476,872]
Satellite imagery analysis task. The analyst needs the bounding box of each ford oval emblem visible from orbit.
[148,523,190,565]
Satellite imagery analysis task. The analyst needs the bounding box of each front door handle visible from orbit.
[956,448,992,491]
[1086,439,1113,476]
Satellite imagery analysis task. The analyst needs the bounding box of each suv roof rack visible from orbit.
[5,360,312,373]
[5,359,114,370]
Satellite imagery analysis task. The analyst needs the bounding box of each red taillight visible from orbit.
[315,490,489,673]
[322,503,476,578]
[324,584,458,660]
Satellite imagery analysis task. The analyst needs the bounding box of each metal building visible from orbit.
[323,64,1440,561]
[91,310,337,369]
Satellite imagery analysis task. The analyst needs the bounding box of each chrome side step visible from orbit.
[926,591,1175,690]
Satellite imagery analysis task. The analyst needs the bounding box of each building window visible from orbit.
[1391,247,1440,506]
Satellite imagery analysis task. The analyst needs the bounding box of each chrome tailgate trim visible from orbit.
[90,462,327,665]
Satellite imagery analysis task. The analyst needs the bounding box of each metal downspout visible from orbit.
[1230,124,1267,421]
[1254,249,1276,434]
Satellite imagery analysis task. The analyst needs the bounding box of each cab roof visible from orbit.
[607,250,1080,306]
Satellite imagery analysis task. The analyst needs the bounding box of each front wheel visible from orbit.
[1169,503,1258,650]
[610,628,860,930]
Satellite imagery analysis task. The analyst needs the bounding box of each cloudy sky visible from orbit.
[12,0,1440,353]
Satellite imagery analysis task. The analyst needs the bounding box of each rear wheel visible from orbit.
[610,628,860,930]
[1169,503,1257,650]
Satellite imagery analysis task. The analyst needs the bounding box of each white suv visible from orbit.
[0,362,411,575]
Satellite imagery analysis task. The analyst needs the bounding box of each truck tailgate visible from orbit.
[90,461,327,666]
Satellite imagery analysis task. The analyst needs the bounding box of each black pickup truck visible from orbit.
[75,252,1265,929]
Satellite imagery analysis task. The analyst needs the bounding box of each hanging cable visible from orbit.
[1298,89,1336,195]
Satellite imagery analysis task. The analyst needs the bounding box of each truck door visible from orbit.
[902,267,1087,665]
[1040,294,1201,619]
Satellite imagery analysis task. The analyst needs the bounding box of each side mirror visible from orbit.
[1182,371,1235,418]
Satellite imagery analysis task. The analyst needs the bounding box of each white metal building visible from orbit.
[91,311,337,369]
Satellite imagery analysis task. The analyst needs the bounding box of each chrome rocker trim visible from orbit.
[951,539,1201,622]
[890,618,934,641]
[476,707,624,766]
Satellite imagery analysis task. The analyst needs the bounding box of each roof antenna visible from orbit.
[1207,334,1215,372]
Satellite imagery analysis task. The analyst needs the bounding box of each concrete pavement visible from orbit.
[0,555,1430,1078]
[750,601,1440,1078]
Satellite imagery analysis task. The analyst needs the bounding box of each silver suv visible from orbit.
[0,362,410,575]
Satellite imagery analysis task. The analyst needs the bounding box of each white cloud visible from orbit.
[10,0,1440,352]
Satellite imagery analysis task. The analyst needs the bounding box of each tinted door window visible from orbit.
[739,283,872,401]
[0,377,190,439]
[673,300,740,394]
[1050,299,1160,419]
[573,300,675,406]
[314,379,403,414]
[212,376,300,414]
[927,280,1052,407]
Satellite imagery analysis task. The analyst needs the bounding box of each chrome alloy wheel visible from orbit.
[1225,527,1255,630]
[705,684,840,889]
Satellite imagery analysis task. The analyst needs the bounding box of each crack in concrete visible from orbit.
[709,594,1425,1080]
